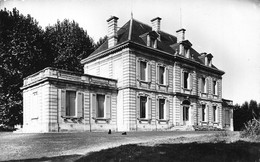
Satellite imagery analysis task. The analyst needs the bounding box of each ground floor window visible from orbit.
[183,106,189,121]
[213,106,217,122]
[97,94,105,118]
[140,96,147,118]
[66,91,76,116]
[159,99,165,119]
[202,105,206,121]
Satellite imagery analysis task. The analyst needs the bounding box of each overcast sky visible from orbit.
[1,0,260,105]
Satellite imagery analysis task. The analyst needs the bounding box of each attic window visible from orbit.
[147,35,157,48]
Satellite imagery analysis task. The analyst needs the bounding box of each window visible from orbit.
[159,66,165,84]
[201,78,207,93]
[140,96,147,118]
[213,106,217,122]
[184,47,189,58]
[159,99,165,119]
[140,61,147,81]
[202,105,206,121]
[97,94,105,118]
[184,72,189,89]
[183,106,189,121]
[150,38,156,48]
[66,91,76,116]
[213,81,217,95]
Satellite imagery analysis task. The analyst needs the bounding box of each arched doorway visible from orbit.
[182,100,191,125]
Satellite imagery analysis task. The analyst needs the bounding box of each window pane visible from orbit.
[213,81,217,95]
[140,61,147,81]
[202,105,205,121]
[213,106,216,122]
[183,106,189,121]
[202,78,205,92]
[140,96,147,118]
[184,72,189,88]
[159,66,165,84]
[97,94,105,118]
[66,91,76,116]
[159,99,165,119]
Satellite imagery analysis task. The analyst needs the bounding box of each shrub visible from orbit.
[240,118,260,140]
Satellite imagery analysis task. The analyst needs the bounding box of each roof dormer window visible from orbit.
[205,53,213,67]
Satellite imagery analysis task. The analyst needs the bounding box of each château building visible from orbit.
[21,16,233,133]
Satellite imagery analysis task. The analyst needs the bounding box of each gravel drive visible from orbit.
[0,131,215,161]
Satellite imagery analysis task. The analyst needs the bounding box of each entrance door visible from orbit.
[183,106,189,125]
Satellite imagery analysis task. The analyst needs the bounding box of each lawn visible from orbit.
[1,131,260,162]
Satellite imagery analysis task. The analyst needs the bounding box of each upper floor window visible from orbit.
[201,78,207,93]
[183,71,192,89]
[213,80,218,95]
[159,66,165,84]
[137,59,151,83]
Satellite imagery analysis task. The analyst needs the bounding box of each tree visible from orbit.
[0,8,47,126]
[44,19,95,73]
[234,100,260,131]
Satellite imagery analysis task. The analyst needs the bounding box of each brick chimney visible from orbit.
[176,28,186,43]
[107,16,119,48]
[151,17,162,32]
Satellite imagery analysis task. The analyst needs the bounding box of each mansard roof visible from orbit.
[81,18,223,74]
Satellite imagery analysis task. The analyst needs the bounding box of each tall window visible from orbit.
[183,106,189,121]
[159,99,165,119]
[184,72,189,89]
[66,91,76,116]
[213,106,217,122]
[159,66,165,84]
[213,81,217,95]
[140,61,147,81]
[140,96,147,118]
[97,94,105,118]
[201,78,206,93]
[202,105,206,121]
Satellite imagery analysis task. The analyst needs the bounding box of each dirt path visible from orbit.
[0,131,215,161]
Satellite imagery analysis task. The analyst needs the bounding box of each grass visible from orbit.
[76,141,260,162]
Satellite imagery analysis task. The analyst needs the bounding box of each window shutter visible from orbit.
[136,59,140,80]
[148,97,152,119]
[156,98,159,119]
[60,89,66,117]
[165,67,169,86]
[147,62,151,82]
[181,70,184,88]
[77,92,83,118]
[199,107,203,122]
[166,99,170,120]
[206,78,209,93]
[156,64,159,84]
[180,106,183,125]
[198,78,201,93]
[189,73,193,90]
[91,93,96,119]
[136,96,140,119]
[106,95,111,119]
[206,105,209,122]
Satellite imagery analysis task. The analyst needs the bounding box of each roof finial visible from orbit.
[131,11,133,19]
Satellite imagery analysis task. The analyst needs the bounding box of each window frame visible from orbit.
[202,104,206,122]
[65,90,76,117]
[96,94,106,118]
[137,58,151,84]
[213,80,218,95]
[140,96,148,119]
[213,106,218,122]
[158,98,166,120]
[140,60,147,81]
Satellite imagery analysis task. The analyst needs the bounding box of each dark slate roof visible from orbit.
[84,18,221,71]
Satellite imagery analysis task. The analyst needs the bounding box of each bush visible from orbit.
[240,119,260,140]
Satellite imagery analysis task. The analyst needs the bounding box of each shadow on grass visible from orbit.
[76,141,260,162]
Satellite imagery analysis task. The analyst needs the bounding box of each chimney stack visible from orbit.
[151,17,162,32]
[176,28,186,43]
[107,16,119,48]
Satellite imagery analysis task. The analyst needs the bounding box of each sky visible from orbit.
[1,0,260,105]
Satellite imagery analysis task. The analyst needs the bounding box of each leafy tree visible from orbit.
[0,8,47,126]
[234,100,260,131]
[44,19,95,73]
